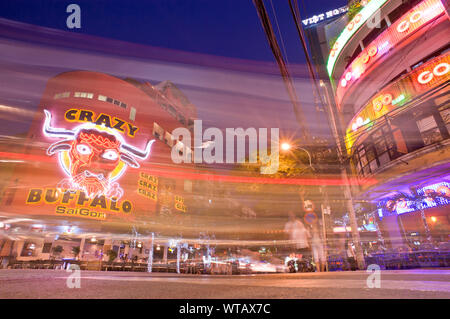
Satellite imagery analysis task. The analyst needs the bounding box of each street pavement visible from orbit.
[0,269,449,299]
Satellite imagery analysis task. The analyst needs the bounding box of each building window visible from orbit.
[129,107,136,121]
[439,107,450,134]
[42,243,52,253]
[184,180,192,192]
[99,95,129,109]
[20,242,37,257]
[53,92,70,99]
[416,115,443,146]
[386,69,408,85]
[411,46,450,70]
[153,122,164,140]
[362,19,388,48]
[352,122,405,176]
[167,104,177,118]
[165,132,174,147]
[176,142,184,156]
[345,46,362,70]
[74,92,94,99]
[388,0,422,25]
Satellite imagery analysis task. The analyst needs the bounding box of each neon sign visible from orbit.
[335,0,446,108]
[175,195,187,212]
[326,0,388,77]
[64,108,139,137]
[351,116,370,131]
[345,52,450,154]
[138,172,158,201]
[302,6,348,26]
[417,181,450,210]
[417,62,450,84]
[42,109,155,199]
[394,199,416,215]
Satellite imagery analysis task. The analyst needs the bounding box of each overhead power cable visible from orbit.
[288,0,326,111]
[253,0,310,141]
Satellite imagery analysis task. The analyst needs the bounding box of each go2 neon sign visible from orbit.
[417,62,450,84]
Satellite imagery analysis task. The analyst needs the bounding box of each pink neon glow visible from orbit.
[0,151,378,186]
[417,63,449,84]
[433,62,449,76]
[417,70,433,84]
[42,109,155,199]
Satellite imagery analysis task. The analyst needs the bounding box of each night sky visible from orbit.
[0,0,346,63]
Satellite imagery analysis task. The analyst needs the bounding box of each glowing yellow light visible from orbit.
[281,143,291,151]
[431,216,437,222]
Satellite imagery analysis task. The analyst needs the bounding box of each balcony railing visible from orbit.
[345,51,450,155]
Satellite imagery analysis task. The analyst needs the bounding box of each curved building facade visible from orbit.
[316,0,450,248]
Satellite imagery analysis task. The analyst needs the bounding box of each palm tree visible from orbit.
[106,250,118,263]
[51,245,64,260]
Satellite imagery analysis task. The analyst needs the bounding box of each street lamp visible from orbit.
[281,142,291,151]
[282,140,330,272]
[280,141,313,170]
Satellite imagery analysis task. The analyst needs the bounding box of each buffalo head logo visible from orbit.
[43,110,154,199]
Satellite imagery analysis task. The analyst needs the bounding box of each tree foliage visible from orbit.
[106,250,118,262]
[348,0,364,20]
[71,246,80,257]
[52,245,63,255]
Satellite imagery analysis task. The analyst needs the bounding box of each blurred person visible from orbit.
[284,211,311,261]
[345,239,357,271]
[310,220,325,272]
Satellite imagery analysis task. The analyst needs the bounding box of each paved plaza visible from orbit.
[0,269,449,299]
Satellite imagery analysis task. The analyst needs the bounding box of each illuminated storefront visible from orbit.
[309,0,450,249]
[378,181,450,217]
[376,181,450,245]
